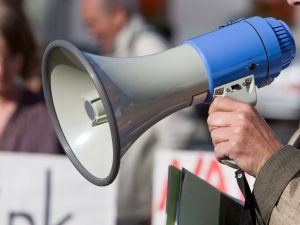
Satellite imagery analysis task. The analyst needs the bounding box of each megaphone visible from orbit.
[42,16,296,186]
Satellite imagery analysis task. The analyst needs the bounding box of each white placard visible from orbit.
[0,152,117,225]
[151,149,255,225]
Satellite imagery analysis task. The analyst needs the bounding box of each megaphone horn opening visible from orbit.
[42,40,120,186]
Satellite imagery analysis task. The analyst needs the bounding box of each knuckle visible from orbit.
[233,125,246,136]
[236,111,247,121]
[239,104,256,119]
[236,112,252,128]
[229,139,240,150]
[214,144,223,158]
[207,115,212,125]
[233,126,242,135]
[209,99,218,113]
[210,130,218,145]
[210,128,217,137]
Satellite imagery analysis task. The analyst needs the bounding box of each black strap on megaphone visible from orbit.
[235,169,256,225]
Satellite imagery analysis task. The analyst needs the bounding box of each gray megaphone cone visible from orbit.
[42,40,209,186]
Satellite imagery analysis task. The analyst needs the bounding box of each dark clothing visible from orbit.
[253,145,300,224]
[0,89,62,154]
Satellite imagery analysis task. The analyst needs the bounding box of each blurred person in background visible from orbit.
[80,0,198,224]
[208,0,300,224]
[0,0,62,154]
[2,0,42,93]
[80,0,168,57]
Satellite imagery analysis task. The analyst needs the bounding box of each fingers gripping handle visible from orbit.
[213,75,257,169]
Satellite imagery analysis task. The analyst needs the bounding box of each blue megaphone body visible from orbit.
[185,16,296,103]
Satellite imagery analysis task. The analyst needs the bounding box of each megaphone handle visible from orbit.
[213,75,257,169]
[221,158,240,169]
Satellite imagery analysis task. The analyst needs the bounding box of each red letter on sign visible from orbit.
[193,157,203,176]
[205,160,226,193]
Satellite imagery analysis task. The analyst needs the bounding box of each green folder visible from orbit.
[166,166,243,225]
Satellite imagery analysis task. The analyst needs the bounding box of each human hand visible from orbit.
[207,97,283,176]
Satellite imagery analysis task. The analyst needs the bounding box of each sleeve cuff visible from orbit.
[253,145,300,224]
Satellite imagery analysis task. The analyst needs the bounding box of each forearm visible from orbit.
[253,145,300,224]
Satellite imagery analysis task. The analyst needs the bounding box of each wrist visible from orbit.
[255,143,284,177]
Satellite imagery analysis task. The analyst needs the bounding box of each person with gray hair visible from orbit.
[80,0,168,56]
[102,0,139,15]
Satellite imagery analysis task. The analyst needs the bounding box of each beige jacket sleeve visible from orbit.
[253,145,300,225]
[269,171,300,225]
